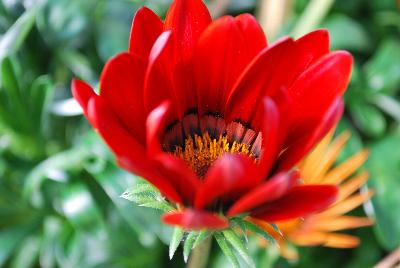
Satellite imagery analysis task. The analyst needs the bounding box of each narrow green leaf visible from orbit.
[183,231,199,263]
[373,94,400,122]
[214,232,240,268]
[0,57,26,130]
[169,227,184,260]
[0,221,39,266]
[351,104,386,137]
[243,220,277,245]
[30,75,52,134]
[60,182,105,234]
[10,235,41,268]
[269,223,283,236]
[193,230,210,248]
[23,146,91,207]
[0,8,38,60]
[222,229,255,268]
[230,217,248,243]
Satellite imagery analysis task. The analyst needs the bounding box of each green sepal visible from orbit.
[169,227,184,260]
[214,232,240,268]
[121,181,175,212]
[183,231,199,263]
[222,229,255,268]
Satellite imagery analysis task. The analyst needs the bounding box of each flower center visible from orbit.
[173,133,254,177]
[163,112,262,177]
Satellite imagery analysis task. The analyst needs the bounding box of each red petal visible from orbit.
[294,29,330,70]
[194,154,259,209]
[225,37,294,122]
[129,7,163,58]
[235,14,268,51]
[194,15,267,115]
[71,79,96,116]
[227,171,299,216]
[144,31,189,118]
[87,97,182,203]
[162,209,229,230]
[288,51,353,120]
[100,52,147,143]
[252,185,338,222]
[146,101,172,156]
[226,30,332,124]
[146,102,200,204]
[256,98,282,177]
[164,0,211,62]
[154,154,200,205]
[279,98,344,170]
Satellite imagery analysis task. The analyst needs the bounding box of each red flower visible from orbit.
[72,0,352,230]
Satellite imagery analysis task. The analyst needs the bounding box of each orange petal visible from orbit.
[323,149,369,184]
[304,216,374,232]
[316,189,374,217]
[289,231,328,246]
[300,130,334,182]
[279,243,299,260]
[337,171,369,202]
[323,233,360,248]
[301,132,350,183]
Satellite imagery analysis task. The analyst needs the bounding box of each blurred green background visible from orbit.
[0,0,399,267]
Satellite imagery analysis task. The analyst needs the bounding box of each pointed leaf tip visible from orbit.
[169,227,184,260]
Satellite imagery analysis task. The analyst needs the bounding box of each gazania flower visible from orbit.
[250,131,374,260]
[72,0,353,230]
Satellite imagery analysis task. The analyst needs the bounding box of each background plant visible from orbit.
[0,0,399,267]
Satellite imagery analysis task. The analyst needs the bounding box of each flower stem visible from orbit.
[187,235,213,268]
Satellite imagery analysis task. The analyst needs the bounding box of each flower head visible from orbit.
[72,0,353,230]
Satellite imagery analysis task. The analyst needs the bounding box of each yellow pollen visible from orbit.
[173,133,254,177]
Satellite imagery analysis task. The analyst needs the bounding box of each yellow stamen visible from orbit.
[173,133,254,177]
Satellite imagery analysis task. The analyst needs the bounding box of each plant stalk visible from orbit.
[187,235,213,268]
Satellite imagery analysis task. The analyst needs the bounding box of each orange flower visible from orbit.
[249,130,374,260]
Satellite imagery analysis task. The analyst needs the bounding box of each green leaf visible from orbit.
[0,222,39,266]
[0,57,25,130]
[243,220,277,246]
[322,14,371,52]
[89,161,171,244]
[169,227,184,260]
[183,231,199,263]
[230,217,248,243]
[193,230,210,249]
[94,0,132,61]
[23,146,91,207]
[336,118,364,161]
[60,182,105,234]
[58,49,95,82]
[121,181,175,212]
[366,133,400,250]
[36,0,95,45]
[214,232,240,268]
[39,217,64,268]
[222,229,255,268]
[29,75,53,134]
[0,8,37,60]
[139,201,175,212]
[364,39,400,94]
[351,104,386,138]
[372,94,400,122]
[10,236,40,268]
